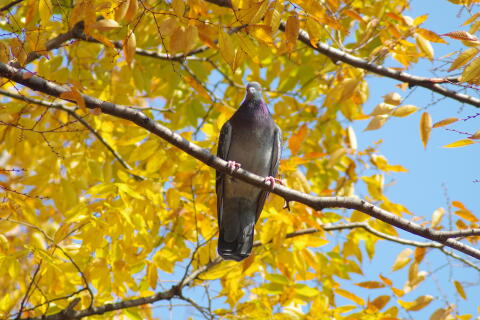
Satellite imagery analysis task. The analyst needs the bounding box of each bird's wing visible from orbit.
[255,124,282,221]
[216,121,232,223]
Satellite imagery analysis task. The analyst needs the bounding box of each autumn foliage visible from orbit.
[1,0,480,319]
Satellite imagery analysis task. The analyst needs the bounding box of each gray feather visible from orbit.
[216,82,282,261]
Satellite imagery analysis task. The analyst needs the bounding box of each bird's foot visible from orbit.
[264,176,284,190]
[226,161,241,174]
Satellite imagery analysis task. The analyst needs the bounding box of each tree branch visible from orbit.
[2,62,479,262]
[23,286,179,320]
[279,22,480,109]
[11,22,85,68]
[0,0,24,12]
[282,222,443,248]
[254,222,479,270]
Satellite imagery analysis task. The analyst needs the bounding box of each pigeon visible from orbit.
[216,82,282,261]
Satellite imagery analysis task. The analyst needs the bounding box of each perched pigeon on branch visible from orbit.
[216,82,282,261]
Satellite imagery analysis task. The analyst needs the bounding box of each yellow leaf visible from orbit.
[448,48,479,71]
[306,236,328,247]
[90,33,115,48]
[420,112,432,149]
[429,307,452,320]
[391,287,405,297]
[371,154,408,172]
[416,28,448,43]
[379,274,392,286]
[370,103,395,116]
[355,281,386,289]
[383,92,402,106]
[250,25,273,45]
[398,295,433,311]
[432,117,459,128]
[295,284,319,298]
[463,12,480,26]
[159,17,179,38]
[344,9,365,23]
[453,280,467,299]
[289,169,311,193]
[364,115,388,131]
[468,129,480,139]
[452,200,468,211]
[115,0,130,21]
[392,105,418,117]
[368,295,390,312]
[335,288,365,306]
[117,183,144,200]
[460,56,480,82]
[305,16,322,48]
[285,15,300,52]
[431,207,445,228]
[457,219,468,230]
[184,25,199,53]
[442,139,475,148]
[415,34,434,60]
[123,32,136,66]
[247,0,270,25]
[39,0,52,26]
[265,1,282,32]
[124,0,138,23]
[170,27,186,53]
[452,205,478,222]
[235,2,266,25]
[346,126,357,150]
[289,124,308,155]
[59,87,87,111]
[327,148,346,167]
[219,31,235,68]
[405,270,427,292]
[232,48,245,72]
[172,0,185,17]
[202,261,237,280]
[183,76,211,101]
[407,262,419,284]
[0,42,10,63]
[147,262,158,290]
[392,248,412,271]
[91,19,121,31]
[236,34,259,64]
[414,247,426,264]
[413,14,428,26]
[10,38,27,66]
[443,30,479,42]
[339,79,360,101]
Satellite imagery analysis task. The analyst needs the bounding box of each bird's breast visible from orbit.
[227,124,274,177]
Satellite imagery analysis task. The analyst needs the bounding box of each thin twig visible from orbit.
[0,0,24,12]
[0,89,144,180]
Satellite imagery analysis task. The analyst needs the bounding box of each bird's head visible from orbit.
[246,82,263,101]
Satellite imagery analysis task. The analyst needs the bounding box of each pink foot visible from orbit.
[226,161,241,173]
[264,176,284,190]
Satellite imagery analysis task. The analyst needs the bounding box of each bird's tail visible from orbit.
[218,219,255,262]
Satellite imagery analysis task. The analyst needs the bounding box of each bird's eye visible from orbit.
[249,87,256,94]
